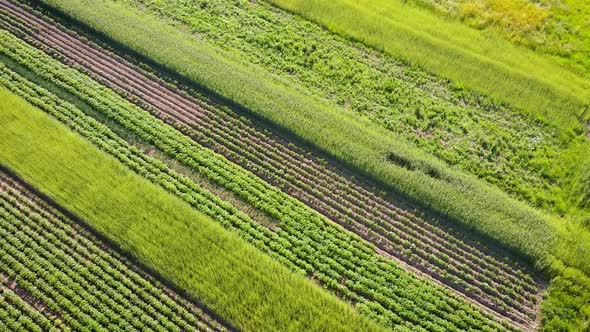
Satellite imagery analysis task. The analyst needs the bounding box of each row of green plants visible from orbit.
[100,0,590,220]
[0,33,517,330]
[0,282,62,332]
[0,173,226,331]
[0,6,540,322]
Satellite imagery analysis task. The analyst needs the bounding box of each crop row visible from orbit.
[0,282,63,332]
[0,1,540,324]
[0,169,228,332]
[0,29,520,331]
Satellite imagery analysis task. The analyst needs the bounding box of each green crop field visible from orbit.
[0,0,589,330]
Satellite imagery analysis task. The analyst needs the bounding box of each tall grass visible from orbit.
[38,0,590,276]
[269,0,590,132]
[0,87,383,332]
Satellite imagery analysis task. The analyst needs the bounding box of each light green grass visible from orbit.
[268,0,590,132]
[408,0,590,78]
[541,265,590,330]
[0,87,383,332]
[38,0,590,275]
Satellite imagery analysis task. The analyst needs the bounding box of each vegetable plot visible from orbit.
[0,168,228,331]
[0,3,544,329]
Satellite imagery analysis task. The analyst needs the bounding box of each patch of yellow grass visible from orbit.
[459,0,550,43]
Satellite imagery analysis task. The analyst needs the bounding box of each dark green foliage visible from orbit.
[542,268,590,331]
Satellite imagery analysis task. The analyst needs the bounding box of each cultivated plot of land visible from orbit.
[0,1,547,330]
[116,0,590,219]
[1,0,590,330]
[0,168,228,331]
[0,85,383,332]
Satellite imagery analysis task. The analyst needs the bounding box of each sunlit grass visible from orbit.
[270,0,590,132]
[411,0,590,75]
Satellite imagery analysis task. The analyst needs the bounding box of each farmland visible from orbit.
[0,168,228,331]
[0,86,381,332]
[139,0,590,217]
[0,0,589,331]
